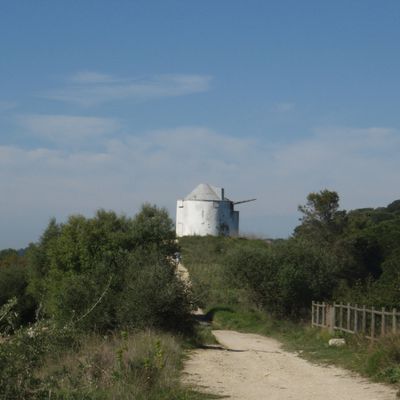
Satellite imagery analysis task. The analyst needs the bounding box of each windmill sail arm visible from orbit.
[234,198,256,205]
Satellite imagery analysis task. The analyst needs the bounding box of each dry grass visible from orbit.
[36,330,183,398]
[0,328,211,400]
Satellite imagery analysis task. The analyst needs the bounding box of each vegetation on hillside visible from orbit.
[0,204,211,399]
[179,190,400,387]
[182,191,400,318]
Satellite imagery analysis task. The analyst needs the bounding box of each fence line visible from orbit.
[311,301,400,340]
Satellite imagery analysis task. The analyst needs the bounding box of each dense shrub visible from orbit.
[224,239,338,317]
[25,205,193,333]
[116,253,193,333]
[224,245,278,308]
[0,250,36,327]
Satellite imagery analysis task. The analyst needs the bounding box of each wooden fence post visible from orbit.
[311,301,314,327]
[354,304,358,333]
[362,305,366,333]
[371,307,375,339]
[393,308,397,334]
[328,303,336,333]
[381,307,386,337]
[322,302,326,326]
[347,303,351,331]
[340,303,343,329]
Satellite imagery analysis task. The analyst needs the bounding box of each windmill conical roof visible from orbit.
[185,183,223,201]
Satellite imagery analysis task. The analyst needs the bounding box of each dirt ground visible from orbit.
[183,330,397,400]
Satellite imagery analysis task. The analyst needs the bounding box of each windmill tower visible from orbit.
[176,183,255,237]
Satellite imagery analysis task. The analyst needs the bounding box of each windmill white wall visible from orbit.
[176,183,239,237]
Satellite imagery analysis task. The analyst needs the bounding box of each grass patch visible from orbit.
[212,307,272,334]
[179,236,264,309]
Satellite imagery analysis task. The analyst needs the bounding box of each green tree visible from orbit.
[131,203,178,256]
[296,189,346,241]
[26,205,192,332]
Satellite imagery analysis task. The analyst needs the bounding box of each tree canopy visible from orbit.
[24,205,192,332]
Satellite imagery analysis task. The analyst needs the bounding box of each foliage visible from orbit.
[0,297,18,334]
[295,189,346,241]
[0,249,36,327]
[298,190,340,224]
[115,252,194,333]
[224,238,339,317]
[130,203,178,256]
[181,191,400,318]
[0,321,78,400]
[179,236,267,309]
[0,249,24,268]
[181,235,338,318]
[24,205,192,333]
[0,324,211,400]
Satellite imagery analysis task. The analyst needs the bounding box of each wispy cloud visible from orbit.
[18,114,120,144]
[44,72,212,106]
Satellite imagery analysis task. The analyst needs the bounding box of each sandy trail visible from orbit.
[183,330,397,400]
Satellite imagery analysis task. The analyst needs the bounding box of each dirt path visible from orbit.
[183,330,397,400]
[176,261,191,286]
[176,261,204,315]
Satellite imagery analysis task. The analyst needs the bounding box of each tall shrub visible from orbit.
[26,205,193,333]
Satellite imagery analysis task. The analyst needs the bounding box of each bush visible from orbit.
[0,253,36,328]
[26,205,193,333]
[0,321,78,400]
[116,253,193,333]
[223,238,338,318]
[225,245,279,308]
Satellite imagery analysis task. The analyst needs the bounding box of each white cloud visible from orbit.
[269,126,400,210]
[18,114,120,144]
[45,72,212,106]
[1,125,400,248]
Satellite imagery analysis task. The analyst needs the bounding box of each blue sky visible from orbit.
[1,1,400,248]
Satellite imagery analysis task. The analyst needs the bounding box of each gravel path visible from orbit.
[183,330,397,400]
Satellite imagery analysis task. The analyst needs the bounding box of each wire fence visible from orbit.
[311,301,400,340]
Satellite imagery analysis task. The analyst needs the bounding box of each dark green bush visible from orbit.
[224,239,337,317]
[116,253,193,333]
[0,251,36,328]
[25,205,192,333]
